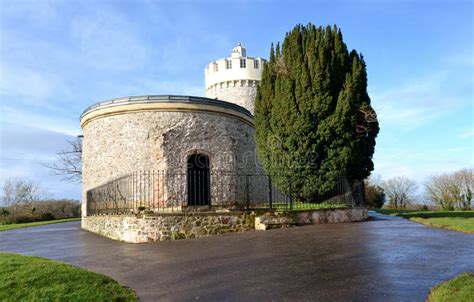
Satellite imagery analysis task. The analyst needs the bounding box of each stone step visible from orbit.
[265,222,298,230]
[254,216,297,231]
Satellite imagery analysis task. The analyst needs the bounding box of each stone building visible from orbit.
[80,44,367,242]
[80,44,265,216]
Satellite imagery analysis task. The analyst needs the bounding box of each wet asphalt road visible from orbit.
[0,212,473,302]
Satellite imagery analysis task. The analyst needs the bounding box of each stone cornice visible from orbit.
[80,95,254,128]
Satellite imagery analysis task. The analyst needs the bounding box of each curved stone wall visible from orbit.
[80,98,260,215]
[205,81,258,114]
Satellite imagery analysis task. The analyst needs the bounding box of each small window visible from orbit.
[254,60,259,69]
[226,60,232,69]
[213,63,218,72]
[240,59,246,68]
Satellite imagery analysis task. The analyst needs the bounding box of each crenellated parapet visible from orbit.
[204,43,265,114]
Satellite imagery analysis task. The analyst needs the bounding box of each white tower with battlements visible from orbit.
[204,43,265,114]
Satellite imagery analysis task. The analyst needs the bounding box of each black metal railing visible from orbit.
[86,170,364,215]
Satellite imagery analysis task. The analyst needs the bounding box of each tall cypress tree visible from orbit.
[254,24,379,197]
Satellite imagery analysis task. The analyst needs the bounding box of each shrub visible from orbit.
[40,213,56,221]
[0,208,9,216]
[365,183,385,208]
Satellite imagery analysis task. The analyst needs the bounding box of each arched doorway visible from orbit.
[187,154,210,206]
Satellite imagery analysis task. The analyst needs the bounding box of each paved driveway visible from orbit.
[1,212,473,301]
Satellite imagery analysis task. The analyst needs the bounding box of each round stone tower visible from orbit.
[204,43,265,114]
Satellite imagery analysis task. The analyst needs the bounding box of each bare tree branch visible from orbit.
[381,176,418,209]
[424,168,473,210]
[42,138,82,183]
[356,104,378,134]
[1,178,48,216]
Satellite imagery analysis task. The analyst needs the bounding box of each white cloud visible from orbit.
[373,146,473,183]
[371,71,469,129]
[0,65,68,103]
[93,78,205,100]
[69,9,150,71]
[444,53,474,68]
[376,104,441,129]
[159,33,231,75]
[128,79,205,97]
[0,106,80,136]
[0,123,81,199]
[1,1,60,27]
[460,129,474,139]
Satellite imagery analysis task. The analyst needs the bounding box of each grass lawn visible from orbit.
[0,252,138,302]
[410,217,474,234]
[373,209,427,215]
[427,273,474,302]
[373,209,474,234]
[269,202,348,211]
[0,218,81,232]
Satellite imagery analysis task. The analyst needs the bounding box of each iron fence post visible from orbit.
[114,180,118,214]
[245,174,250,211]
[359,180,366,207]
[86,190,90,216]
[288,176,293,211]
[268,176,273,210]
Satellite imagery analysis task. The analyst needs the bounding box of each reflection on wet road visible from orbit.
[1,211,473,301]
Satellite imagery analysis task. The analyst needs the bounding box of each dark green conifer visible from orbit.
[254,24,379,197]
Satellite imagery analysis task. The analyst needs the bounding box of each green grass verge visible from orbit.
[410,217,474,234]
[372,210,474,234]
[427,273,474,302]
[372,209,425,215]
[0,218,81,232]
[0,252,138,302]
[269,202,348,211]
[396,211,474,219]
[373,209,474,218]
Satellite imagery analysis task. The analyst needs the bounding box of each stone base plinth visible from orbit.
[255,208,368,230]
[82,208,368,243]
[82,212,255,243]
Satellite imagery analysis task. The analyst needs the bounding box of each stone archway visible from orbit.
[187,154,210,206]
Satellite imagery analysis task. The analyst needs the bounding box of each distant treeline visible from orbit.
[0,199,80,224]
[364,168,473,210]
[1,179,80,224]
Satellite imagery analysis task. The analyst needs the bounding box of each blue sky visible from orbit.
[0,0,472,200]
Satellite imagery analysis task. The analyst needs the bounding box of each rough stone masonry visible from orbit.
[82,208,367,243]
